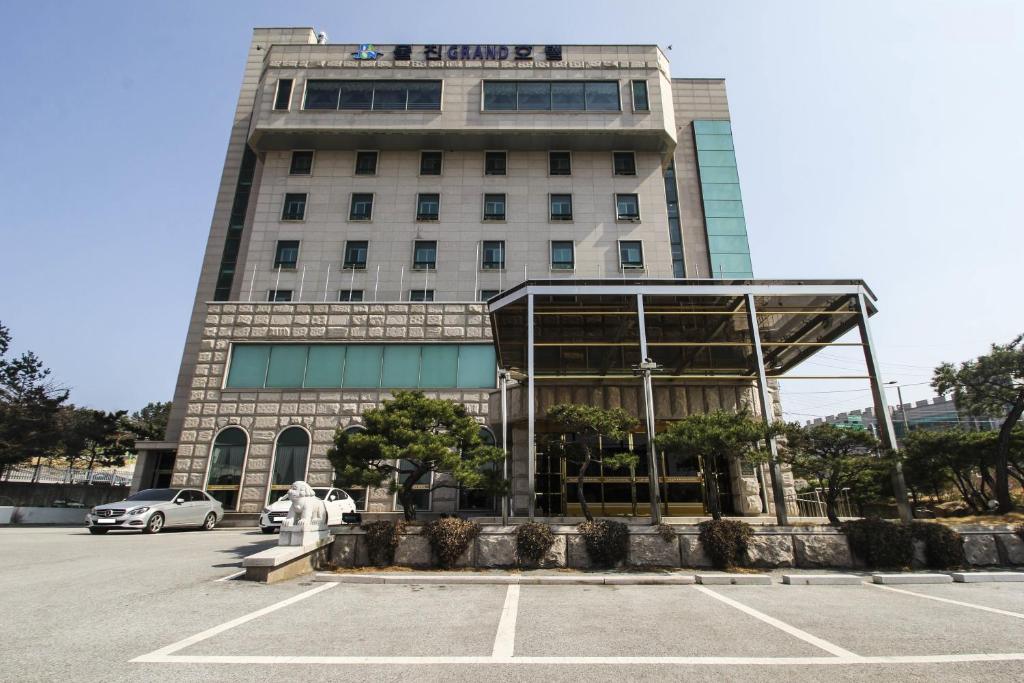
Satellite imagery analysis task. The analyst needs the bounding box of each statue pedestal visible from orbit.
[279,522,330,547]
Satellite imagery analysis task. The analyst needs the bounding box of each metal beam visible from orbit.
[635,294,663,523]
[527,294,536,520]
[856,292,913,523]
[745,294,789,525]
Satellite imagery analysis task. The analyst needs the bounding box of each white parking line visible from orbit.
[214,569,246,582]
[492,584,520,658]
[870,583,1024,620]
[132,582,338,662]
[693,585,861,659]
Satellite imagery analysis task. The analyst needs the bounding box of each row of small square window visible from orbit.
[287,149,639,177]
[272,239,646,273]
[279,191,642,222]
[269,289,452,302]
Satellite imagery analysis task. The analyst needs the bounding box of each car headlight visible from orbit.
[128,506,150,515]
[90,507,97,515]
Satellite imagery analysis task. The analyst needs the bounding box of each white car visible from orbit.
[259,487,357,533]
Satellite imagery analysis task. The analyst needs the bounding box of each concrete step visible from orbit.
[696,573,772,585]
[872,573,953,585]
[782,574,864,585]
[314,572,697,586]
[952,572,1024,583]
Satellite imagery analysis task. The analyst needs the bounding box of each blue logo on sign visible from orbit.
[352,44,382,60]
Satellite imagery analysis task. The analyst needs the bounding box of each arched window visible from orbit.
[206,427,248,511]
[458,427,498,512]
[332,425,367,511]
[268,427,310,503]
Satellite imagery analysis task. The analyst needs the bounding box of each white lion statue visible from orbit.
[284,480,326,528]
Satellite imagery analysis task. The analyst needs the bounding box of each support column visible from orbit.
[856,292,913,522]
[527,294,536,520]
[745,294,789,525]
[499,370,509,525]
[636,294,663,524]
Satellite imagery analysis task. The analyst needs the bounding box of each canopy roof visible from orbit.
[488,279,877,380]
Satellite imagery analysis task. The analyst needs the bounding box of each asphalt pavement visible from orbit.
[1,526,1023,682]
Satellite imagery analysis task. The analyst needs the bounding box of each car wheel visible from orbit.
[260,526,276,534]
[202,512,217,530]
[143,512,165,534]
[88,528,108,535]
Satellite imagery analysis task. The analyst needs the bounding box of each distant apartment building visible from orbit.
[810,394,1002,441]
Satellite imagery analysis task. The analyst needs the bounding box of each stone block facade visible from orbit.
[170,300,493,514]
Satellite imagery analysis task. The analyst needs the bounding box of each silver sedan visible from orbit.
[86,488,223,534]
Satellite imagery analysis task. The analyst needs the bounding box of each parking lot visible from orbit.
[2,527,1024,682]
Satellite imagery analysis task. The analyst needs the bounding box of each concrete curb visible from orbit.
[314,572,696,586]
[873,573,953,585]
[782,574,864,585]
[952,571,1024,583]
[696,573,772,585]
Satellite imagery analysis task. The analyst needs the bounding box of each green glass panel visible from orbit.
[710,253,753,275]
[693,119,732,135]
[382,346,422,388]
[698,166,739,184]
[697,150,737,167]
[708,235,752,253]
[343,345,383,388]
[705,217,748,235]
[265,345,308,388]
[703,200,745,218]
[226,345,270,388]
[457,345,497,388]
[419,345,459,388]
[304,345,345,388]
[694,134,734,151]
[700,183,742,201]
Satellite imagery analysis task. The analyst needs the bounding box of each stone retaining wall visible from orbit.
[330,525,1024,570]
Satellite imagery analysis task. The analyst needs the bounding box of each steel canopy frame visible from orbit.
[487,279,907,522]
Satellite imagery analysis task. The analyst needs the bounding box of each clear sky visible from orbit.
[0,0,1021,422]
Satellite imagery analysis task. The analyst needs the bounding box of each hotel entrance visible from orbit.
[534,431,734,517]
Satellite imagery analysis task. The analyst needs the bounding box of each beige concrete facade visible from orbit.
[148,29,776,519]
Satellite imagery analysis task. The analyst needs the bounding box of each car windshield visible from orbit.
[125,488,179,502]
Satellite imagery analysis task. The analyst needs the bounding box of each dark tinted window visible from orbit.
[410,289,434,302]
[343,241,368,269]
[517,82,550,110]
[281,193,306,221]
[483,81,516,110]
[420,151,443,175]
[268,290,292,302]
[632,80,650,111]
[549,151,571,176]
[416,193,440,220]
[483,193,506,220]
[289,151,314,175]
[620,240,644,267]
[338,290,364,302]
[413,241,437,270]
[585,82,620,111]
[551,82,585,110]
[338,81,373,110]
[126,488,179,502]
[479,290,500,301]
[350,193,373,220]
[550,194,573,220]
[613,152,637,176]
[482,241,505,270]
[483,81,619,111]
[304,80,341,109]
[485,151,506,176]
[551,241,574,269]
[354,151,378,175]
[274,79,293,110]
[275,240,299,268]
[616,193,640,220]
[305,80,442,111]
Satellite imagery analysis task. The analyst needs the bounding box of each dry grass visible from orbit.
[928,512,1024,527]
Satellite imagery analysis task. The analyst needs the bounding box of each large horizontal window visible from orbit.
[304,80,442,111]
[225,344,497,390]
[482,81,620,111]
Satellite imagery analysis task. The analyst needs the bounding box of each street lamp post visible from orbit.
[885,381,911,440]
[633,358,663,524]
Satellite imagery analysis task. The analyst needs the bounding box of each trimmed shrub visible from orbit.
[842,518,914,568]
[656,523,676,543]
[578,519,630,567]
[361,520,405,566]
[516,521,556,566]
[910,521,964,569]
[424,517,480,568]
[698,519,753,570]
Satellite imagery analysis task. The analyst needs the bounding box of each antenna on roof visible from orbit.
[317,32,328,44]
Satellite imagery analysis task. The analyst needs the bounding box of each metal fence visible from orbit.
[786,488,856,519]
[0,464,133,487]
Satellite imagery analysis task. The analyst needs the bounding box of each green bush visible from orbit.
[424,517,480,568]
[516,521,556,566]
[910,521,964,569]
[656,523,676,543]
[578,519,630,567]
[361,520,406,566]
[842,518,914,568]
[698,519,753,570]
